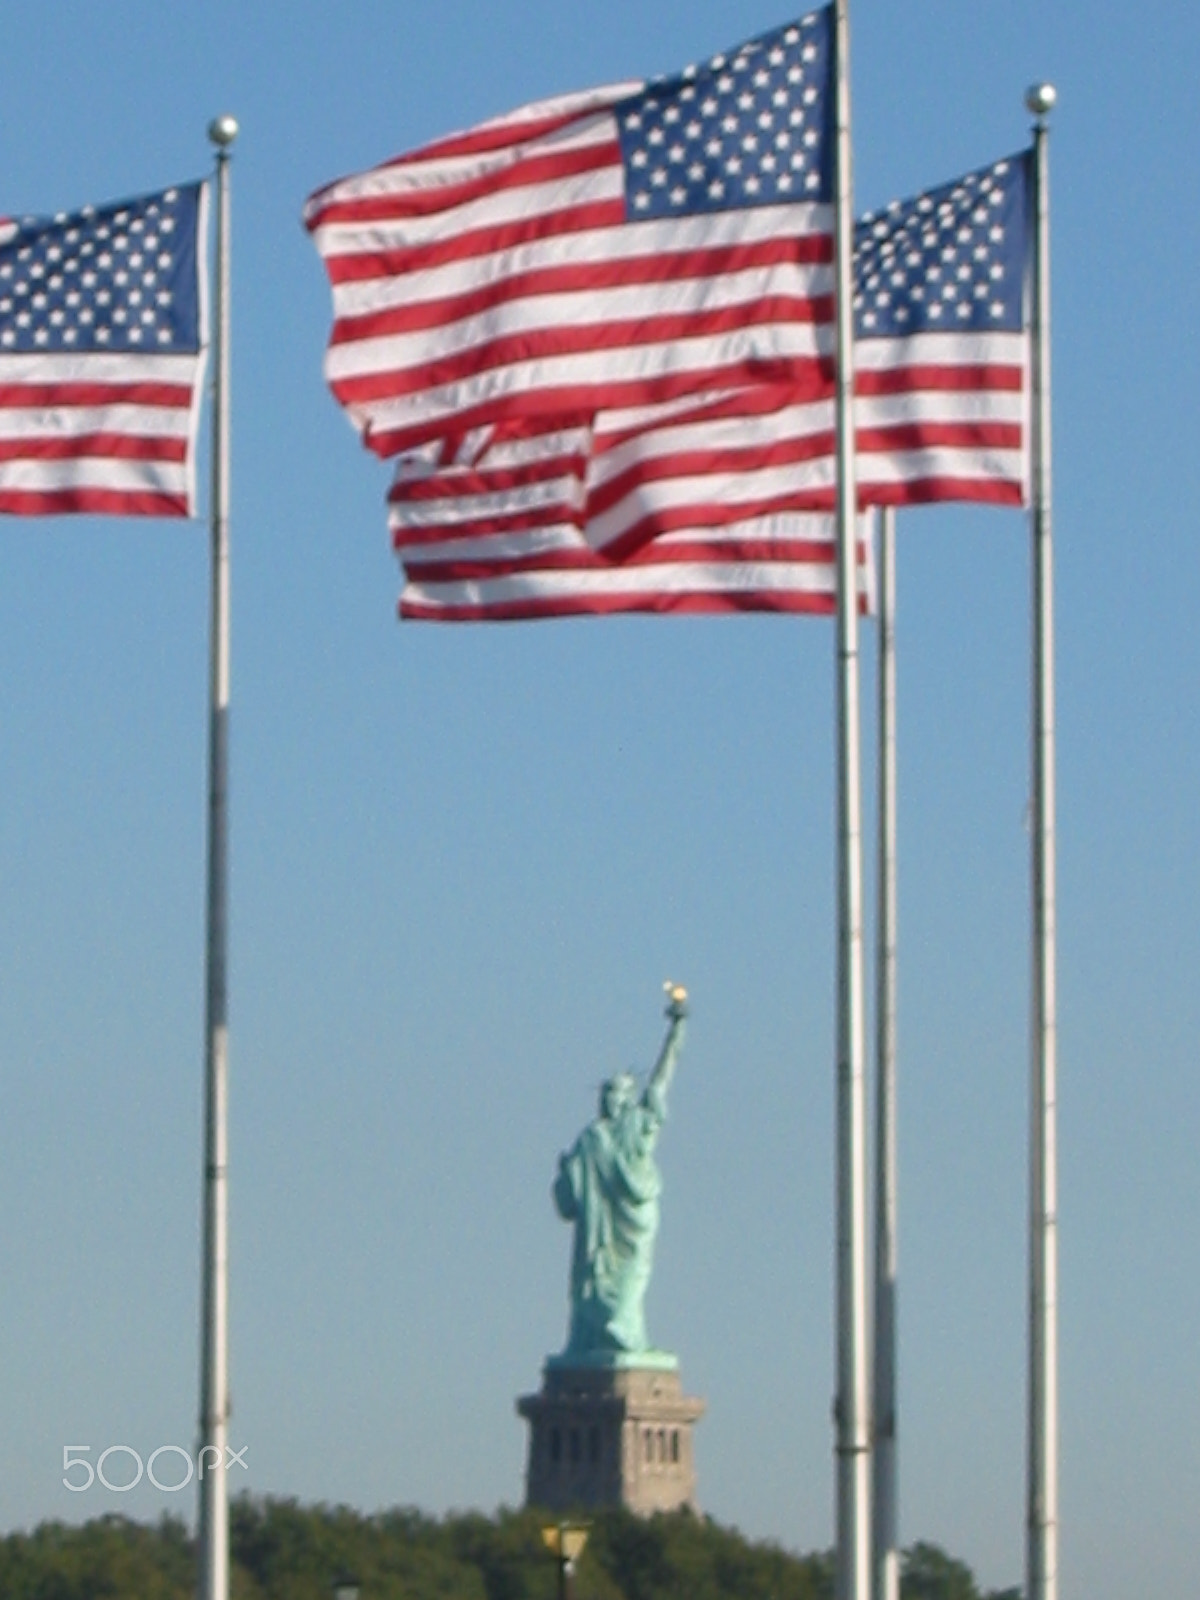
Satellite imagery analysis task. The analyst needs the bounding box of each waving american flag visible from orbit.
[305,9,837,460]
[0,182,208,518]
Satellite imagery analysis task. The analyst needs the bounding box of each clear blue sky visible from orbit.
[1,5,1198,1598]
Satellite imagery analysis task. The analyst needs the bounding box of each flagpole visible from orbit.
[198,111,237,1600]
[1025,83,1057,1600]
[871,505,898,1600]
[831,8,870,1600]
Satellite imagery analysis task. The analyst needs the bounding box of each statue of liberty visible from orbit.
[551,984,687,1367]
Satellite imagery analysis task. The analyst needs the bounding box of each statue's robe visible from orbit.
[555,1093,665,1355]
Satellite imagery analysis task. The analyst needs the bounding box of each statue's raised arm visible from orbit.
[551,982,690,1366]
[644,982,688,1121]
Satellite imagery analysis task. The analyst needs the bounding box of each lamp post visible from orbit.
[542,1522,589,1600]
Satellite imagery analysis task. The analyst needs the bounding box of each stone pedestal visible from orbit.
[517,1364,705,1515]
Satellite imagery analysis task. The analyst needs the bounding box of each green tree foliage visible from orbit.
[0,1512,193,1600]
[900,1541,1021,1600]
[0,1501,1017,1600]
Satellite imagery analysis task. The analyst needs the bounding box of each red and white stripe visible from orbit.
[305,88,834,459]
[856,329,1028,507]
[0,351,206,518]
[387,399,874,622]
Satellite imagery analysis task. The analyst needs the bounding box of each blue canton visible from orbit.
[0,183,202,355]
[854,154,1029,338]
[616,8,832,221]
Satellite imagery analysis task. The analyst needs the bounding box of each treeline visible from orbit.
[0,1499,1020,1600]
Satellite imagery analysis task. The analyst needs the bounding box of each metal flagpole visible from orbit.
[1025,82,1058,1600]
[831,7,871,1600]
[198,111,237,1600]
[871,506,898,1600]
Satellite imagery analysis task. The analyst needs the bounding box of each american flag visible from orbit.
[304,9,836,459]
[854,152,1030,506]
[0,182,208,518]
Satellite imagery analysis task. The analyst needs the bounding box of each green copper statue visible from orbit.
[551,983,688,1368]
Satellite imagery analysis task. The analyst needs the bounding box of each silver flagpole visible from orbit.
[831,7,871,1600]
[1025,83,1058,1600]
[198,111,237,1600]
[871,505,898,1600]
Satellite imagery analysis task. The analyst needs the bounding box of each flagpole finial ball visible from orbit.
[208,115,239,149]
[1024,83,1057,117]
